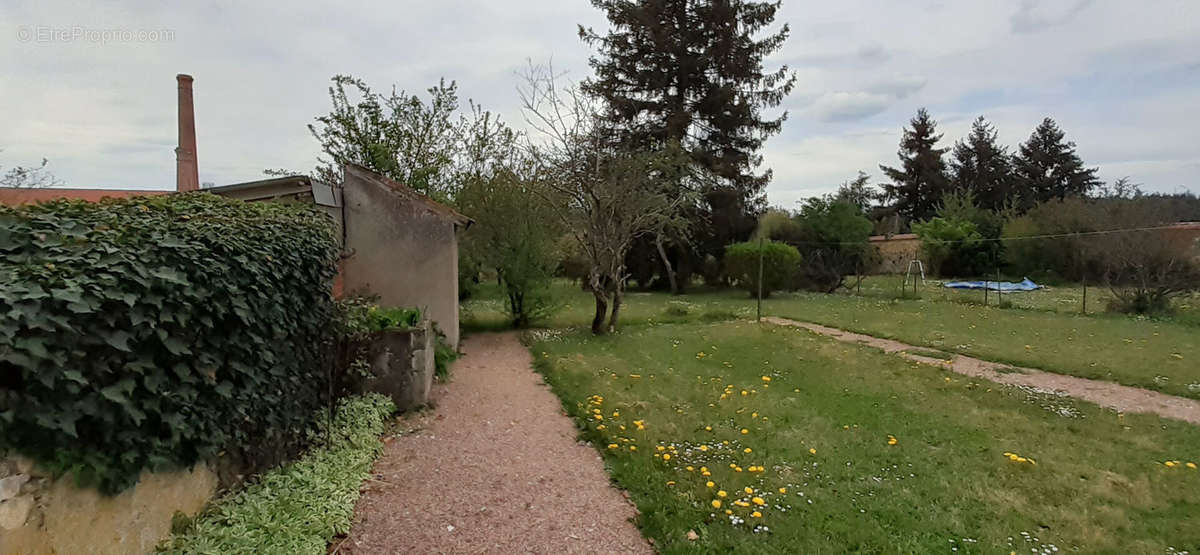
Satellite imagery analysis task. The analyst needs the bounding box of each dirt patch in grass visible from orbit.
[764,316,1200,425]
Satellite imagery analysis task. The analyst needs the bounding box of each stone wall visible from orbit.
[0,456,217,555]
[870,233,921,274]
[355,320,436,413]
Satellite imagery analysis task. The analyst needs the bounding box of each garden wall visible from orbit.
[870,233,920,273]
[0,455,216,555]
[357,320,435,412]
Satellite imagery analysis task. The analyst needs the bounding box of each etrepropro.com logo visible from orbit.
[16,25,175,44]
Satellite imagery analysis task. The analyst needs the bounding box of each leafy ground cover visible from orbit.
[160,394,395,554]
[529,321,1200,554]
[467,280,1200,400]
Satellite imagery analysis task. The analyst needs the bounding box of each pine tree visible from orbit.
[1013,117,1100,209]
[879,108,951,223]
[580,0,795,199]
[950,116,1014,212]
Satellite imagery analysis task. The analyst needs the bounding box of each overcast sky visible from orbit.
[2,0,1197,207]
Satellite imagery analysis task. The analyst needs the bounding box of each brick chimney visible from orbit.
[175,74,199,192]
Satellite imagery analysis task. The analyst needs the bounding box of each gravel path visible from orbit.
[764,316,1200,425]
[338,332,652,554]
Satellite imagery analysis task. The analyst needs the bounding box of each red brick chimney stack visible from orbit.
[175,74,199,192]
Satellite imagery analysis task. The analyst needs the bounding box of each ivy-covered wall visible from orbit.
[0,194,340,493]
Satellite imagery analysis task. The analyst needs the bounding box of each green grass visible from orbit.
[770,292,1200,400]
[461,280,754,332]
[159,394,395,554]
[529,322,1200,554]
[467,280,1200,400]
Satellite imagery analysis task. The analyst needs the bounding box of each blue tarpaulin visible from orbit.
[943,278,1041,292]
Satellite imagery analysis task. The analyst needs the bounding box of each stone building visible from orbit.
[208,164,472,347]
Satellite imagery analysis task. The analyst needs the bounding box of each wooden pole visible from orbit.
[1082,273,1087,315]
[996,268,1002,307]
[756,235,764,322]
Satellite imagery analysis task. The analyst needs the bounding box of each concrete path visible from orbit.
[763,316,1200,425]
[339,332,651,554]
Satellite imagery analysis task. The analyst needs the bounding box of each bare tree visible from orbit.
[1,151,61,188]
[517,62,689,334]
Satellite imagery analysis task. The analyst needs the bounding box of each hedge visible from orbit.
[723,241,802,297]
[0,193,340,493]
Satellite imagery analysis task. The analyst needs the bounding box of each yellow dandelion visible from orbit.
[712,499,722,509]
[666,481,675,486]
[744,486,754,494]
[663,454,671,461]
[752,497,765,506]
[706,481,715,488]
[686,466,694,472]
[607,444,618,449]
[1187,462,1197,469]
[741,428,749,435]
[778,487,787,494]
[809,448,817,455]
[1165,461,1177,467]
[744,448,753,454]
[761,376,771,382]
[629,445,637,452]
[751,511,762,518]
[717,490,727,498]
[705,426,713,431]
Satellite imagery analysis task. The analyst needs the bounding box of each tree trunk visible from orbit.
[607,287,622,332]
[591,292,609,335]
[655,233,679,295]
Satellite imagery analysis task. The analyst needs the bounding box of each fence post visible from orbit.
[756,235,764,323]
[1082,273,1087,315]
[996,268,1002,307]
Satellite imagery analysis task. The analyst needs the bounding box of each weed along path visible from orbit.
[763,316,1200,425]
[340,332,651,554]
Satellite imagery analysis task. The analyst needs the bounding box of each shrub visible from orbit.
[1004,196,1199,313]
[912,217,983,277]
[0,193,339,493]
[776,198,876,292]
[456,170,561,327]
[723,241,802,297]
[160,394,395,554]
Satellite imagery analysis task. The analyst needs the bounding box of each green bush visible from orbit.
[912,216,983,277]
[723,241,802,297]
[0,193,339,493]
[160,394,395,554]
[774,199,876,292]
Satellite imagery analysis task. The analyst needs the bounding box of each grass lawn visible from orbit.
[528,321,1200,554]
[465,280,1200,400]
[771,292,1200,400]
[848,274,1200,324]
[461,281,754,332]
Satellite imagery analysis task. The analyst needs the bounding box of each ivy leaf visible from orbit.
[100,379,136,406]
[63,370,88,384]
[100,330,133,352]
[162,335,191,356]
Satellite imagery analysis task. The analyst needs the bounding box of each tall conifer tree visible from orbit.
[879,108,951,222]
[950,116,1015,212]
[1013,117,1100,209]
